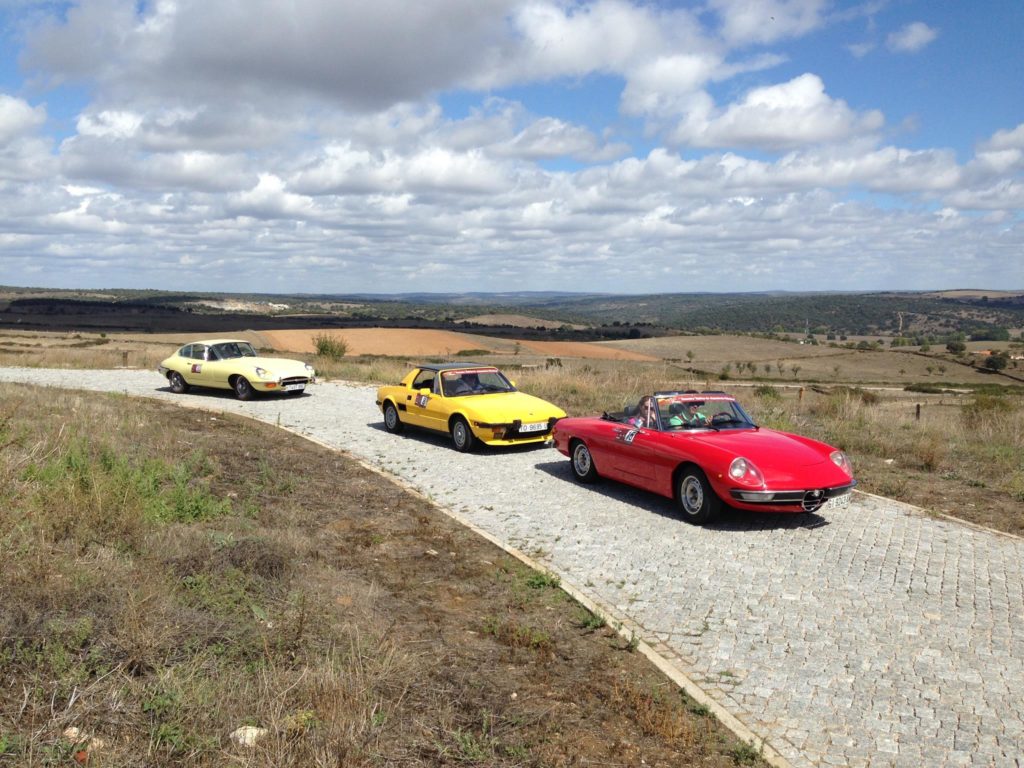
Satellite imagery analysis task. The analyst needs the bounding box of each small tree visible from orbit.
[946,340,967,354]
[984,353,1009,372]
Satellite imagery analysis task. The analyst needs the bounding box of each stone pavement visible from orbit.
[2,369,1022,767]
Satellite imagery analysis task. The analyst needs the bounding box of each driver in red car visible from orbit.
[683,401,710,427]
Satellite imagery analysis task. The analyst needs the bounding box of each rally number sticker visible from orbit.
[415,393,430,407]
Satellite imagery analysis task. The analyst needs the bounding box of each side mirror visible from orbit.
[418,387,431,395]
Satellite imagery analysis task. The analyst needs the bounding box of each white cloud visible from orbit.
[227,174,318,220]
[493,117,628,162]
[0,94,46,143]
[76,110,143,139]
[886,21,938,53]
[59,134,252,191]
[670,74,884,150]
[621,54,721,116]
[846,41,875,58]
[709,0,828,46]
[983,124,1024,152]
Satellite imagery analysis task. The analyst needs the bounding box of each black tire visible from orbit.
[676,466,720,525]
[570,440,599,483]
[450,416,475,452]
[383,402,404,434]
[169,371,189,394]
[233,376,255,401]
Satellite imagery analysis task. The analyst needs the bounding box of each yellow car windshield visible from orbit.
[441,368,514,397]
[211,342,258,360]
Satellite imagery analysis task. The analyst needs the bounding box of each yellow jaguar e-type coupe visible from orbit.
[158,339,316,400]
[376,363,565,451]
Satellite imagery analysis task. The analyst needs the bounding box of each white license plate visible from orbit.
[826,493,851,510]
[283,383,305,392]
[519,421,547,433]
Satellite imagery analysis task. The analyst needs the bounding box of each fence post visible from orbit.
[915,403,921,421]
[122,350,128,368]
[799,386,804,402]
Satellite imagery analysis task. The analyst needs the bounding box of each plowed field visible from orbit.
[259,328,658,361]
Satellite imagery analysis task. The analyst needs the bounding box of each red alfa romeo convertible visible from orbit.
[552,391,855,525]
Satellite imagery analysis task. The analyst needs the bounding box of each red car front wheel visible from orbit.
[677,466,720,525]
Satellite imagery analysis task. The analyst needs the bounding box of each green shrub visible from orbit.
[312,333,347,360]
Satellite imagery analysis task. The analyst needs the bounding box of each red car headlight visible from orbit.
[830,450,852,475]
[728,457,765,486]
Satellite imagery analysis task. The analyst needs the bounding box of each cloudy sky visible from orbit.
[0,0,1021,294]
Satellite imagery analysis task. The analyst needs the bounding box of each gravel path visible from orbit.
[4,368,1023,768]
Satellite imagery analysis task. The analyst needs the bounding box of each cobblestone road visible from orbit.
[3,369,1022,767]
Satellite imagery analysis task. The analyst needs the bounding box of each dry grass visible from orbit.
[0,330,177,371]
[0,384,761,767]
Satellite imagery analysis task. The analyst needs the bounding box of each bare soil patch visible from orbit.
[258,328,658,361]
[261,328,516,356]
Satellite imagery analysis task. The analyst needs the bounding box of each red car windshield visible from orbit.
[638,397,753,434]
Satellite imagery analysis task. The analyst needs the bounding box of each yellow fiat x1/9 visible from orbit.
[376,363,565,451]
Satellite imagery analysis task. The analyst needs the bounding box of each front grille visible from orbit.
[280,376,310,386]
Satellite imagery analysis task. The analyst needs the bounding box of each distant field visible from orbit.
[604,335,1020,385]
[259,328,657,361]
[458,313,587,330]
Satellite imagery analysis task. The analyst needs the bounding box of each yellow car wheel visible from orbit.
[233,376,255,401]
[383,402,404,434]
[169,372,190,394]
[450,416,475,452]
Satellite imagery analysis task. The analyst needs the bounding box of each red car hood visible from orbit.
[683,428,850,487]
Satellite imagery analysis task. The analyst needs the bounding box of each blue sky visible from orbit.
[0,0,1021,294]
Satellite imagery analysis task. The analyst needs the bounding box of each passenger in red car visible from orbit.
[627,396,658,428]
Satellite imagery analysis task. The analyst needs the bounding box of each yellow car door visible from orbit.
[181,344,208,386]
[402,370,440,430]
